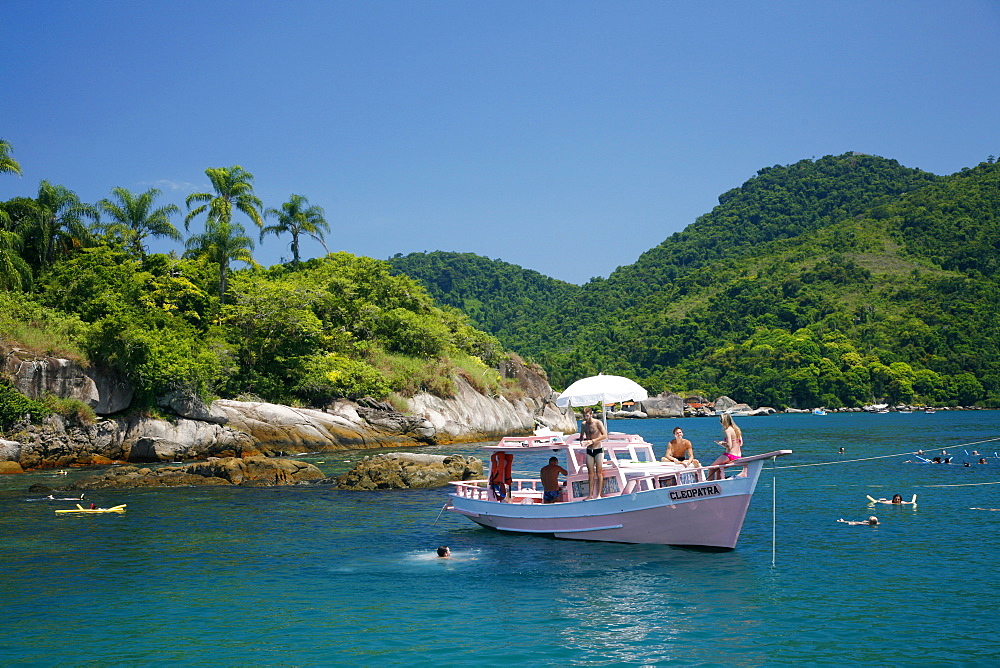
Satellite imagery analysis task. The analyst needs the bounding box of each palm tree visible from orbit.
[97,186,182,256]
[0,139,22,176]
[29,181,99,269]
[184,165,263,232]
[0,139,22,232]
[0,229,31,290]
[183,219,258,304]
[0,139,21,176]
[261,194,330,267]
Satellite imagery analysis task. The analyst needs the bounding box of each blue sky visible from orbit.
[3,1,998,285]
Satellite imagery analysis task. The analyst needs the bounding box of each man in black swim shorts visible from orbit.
[580,406,608,499]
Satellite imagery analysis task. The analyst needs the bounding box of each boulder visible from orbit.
[123,417,255,462]
[156,391,228,424]
[0,460,24,474]
[7,355,100,408]
[2,348,134,415]
[714,396,738,412]
[86,364,134,414]
[64,456,325,489]
[409,375,574,442]
[0,438,22,462]
[336,452,483,490]
[639,393,684,418]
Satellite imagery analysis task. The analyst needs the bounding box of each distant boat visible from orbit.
[812,408,827,416]
[924,408,937,414]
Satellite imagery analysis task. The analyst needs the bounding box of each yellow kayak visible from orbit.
[55,503,127,514]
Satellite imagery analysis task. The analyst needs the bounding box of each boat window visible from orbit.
[572,478,621,499]
[632,447,653,462]
[658,475,677,488]
[678,471,698,486]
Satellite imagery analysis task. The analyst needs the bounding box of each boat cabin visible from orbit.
[469,431,727,505]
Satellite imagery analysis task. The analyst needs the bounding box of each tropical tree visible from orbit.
[0,139,23,231]
[97,186,182,256]
[183,219,258,304]
[0,229,31,290]
[0,139,22,176]
[27,181,99,270]
[184,165,263,232]
[262,194,330,266]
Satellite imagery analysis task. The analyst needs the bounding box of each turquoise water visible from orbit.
[2,411,999,665]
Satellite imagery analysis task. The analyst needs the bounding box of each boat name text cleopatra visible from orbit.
[669,484,722,501]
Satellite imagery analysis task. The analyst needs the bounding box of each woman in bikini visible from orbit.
[707,413,743,480]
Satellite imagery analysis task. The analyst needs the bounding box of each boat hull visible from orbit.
[449,461,766,549]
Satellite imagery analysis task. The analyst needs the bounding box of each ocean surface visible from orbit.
[2,410,999,666]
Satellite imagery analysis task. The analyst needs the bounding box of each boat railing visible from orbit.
[449,478,548,502]
[450,450,792,503]
[701,449,794,480]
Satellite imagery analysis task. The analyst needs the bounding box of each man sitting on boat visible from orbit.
[580,406,608,499]
[541,456,568,503]
[661,427,701,468]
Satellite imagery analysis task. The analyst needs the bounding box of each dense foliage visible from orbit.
[392,155,1000,408]
[4,141,998,415]
[388,251,580,351]
[0,146,520,418]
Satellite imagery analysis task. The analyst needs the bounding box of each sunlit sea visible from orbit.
[2,411,999,666]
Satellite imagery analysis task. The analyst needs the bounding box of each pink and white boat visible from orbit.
[445,430,792,549]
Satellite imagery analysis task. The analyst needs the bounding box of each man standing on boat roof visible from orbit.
[581,406,608,499]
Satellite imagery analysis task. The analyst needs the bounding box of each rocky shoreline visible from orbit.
[1,350,575,472]
[22,453,483,492]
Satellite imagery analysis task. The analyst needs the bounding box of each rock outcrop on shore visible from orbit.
[335,453,483,490]
[638,392,685,418]
[52,457,326,490]
[0,353,575,470]
[3,349,134,415]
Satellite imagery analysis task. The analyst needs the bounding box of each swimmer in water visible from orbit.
[869,493,916,506]
[838,516,879,526]
[436,546,451,558]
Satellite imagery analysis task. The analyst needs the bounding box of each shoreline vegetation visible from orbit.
[2,145,998,468]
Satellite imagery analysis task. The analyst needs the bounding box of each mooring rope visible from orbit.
[917,480,1000,488]
[774,436,1000,470]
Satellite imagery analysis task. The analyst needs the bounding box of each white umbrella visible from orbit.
[556,373,649,423]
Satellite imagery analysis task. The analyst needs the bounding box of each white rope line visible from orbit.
[775,452,915,469]
[917,480,1000,488]
[774,436,1000,470]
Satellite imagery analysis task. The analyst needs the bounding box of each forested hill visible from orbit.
[601,153,940,297]
[387,251,579,340]
[389,154,1000,409]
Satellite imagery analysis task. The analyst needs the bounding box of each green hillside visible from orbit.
[391,155,1000,408]
[0,158,528,423]
[387,251,579,351]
